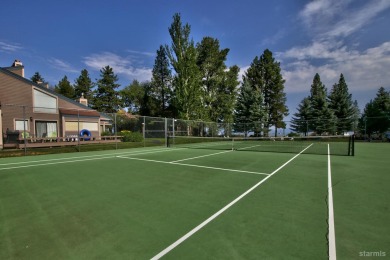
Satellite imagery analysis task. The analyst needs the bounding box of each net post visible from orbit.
[348,134,355,156]
[166,135,170,148]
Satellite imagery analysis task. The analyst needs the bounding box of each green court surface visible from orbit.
[0,143,388,259]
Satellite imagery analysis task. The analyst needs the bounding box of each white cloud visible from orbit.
[48,58,79,73]
[326,0,390,38]
[280,0,390,95]
[300,0,390,39]
[281,41,390,93]
[83,52,152,83]
[127,49,155,58]
[283,40,358,62]
[0,41,22,52]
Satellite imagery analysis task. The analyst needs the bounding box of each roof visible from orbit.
[60,108,101,117]
[0,66,109,119]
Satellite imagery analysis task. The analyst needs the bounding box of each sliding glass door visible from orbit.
[35,121,57,138]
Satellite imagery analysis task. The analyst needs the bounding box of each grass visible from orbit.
[0,143,388,259]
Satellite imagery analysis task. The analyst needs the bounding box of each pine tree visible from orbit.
[151,45,173,117]
[245,49,288,136]
[234,80,266,137]
[261,49,289,136]
[165,13,202,120]
[290,97,311,136]
[359,87,390,137]
[309,73,336,135]
[351,100,360,132]
[328,74,355,134]
[217,65,240,125]
[74,69,94,104]
[93,66,122,113]
[54,76,75,99]
[30,72,45,83]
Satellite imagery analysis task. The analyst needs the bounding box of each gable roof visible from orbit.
[0,66,113,121]
[0,66,95,110]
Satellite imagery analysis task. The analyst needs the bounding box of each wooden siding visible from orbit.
[1,69,103,140]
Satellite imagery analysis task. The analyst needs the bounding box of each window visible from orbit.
[36,121,57,138]
[33,89,57,113]
[15,120,29,131]
[65,121,98,131]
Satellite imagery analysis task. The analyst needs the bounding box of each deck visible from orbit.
[3,136,122,149]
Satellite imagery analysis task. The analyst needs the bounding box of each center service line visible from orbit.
[150,143,313,260]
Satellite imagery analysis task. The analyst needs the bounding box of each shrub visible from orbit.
[119,130,143,142]
[101,131,112,136]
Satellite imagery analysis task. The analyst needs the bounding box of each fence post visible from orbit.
[143,116,145,147]
[173,118,175,138]
[23,105,27,156]
[165,117,168,147]
[114,113,117,150]
[77,109,80,152]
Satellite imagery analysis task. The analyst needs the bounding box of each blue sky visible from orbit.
[1,0,389,119]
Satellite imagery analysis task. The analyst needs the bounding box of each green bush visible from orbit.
[119,130,143,142]
[102,131,112,136]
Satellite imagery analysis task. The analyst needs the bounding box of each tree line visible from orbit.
[29,13,390,138]
[290,73,390,138]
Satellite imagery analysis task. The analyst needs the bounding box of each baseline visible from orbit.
[150,143,313,260]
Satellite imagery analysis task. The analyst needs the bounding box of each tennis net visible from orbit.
[167,135,355,156]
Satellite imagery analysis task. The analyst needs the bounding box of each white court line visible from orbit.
[170,150,233,163]
[328,144,337,260]
[0,147,172,167]
[0,156,116,171]
[236,144,262,150]
[116,156,269,176]
[0,148,183,171]
[150,143,313,260]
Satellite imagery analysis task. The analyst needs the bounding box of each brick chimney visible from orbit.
[6,59,25,77]
[77,93,88,106]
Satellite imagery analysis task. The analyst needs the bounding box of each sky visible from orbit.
[1,0,389,121]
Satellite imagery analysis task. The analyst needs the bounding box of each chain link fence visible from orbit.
[1,103,388,156]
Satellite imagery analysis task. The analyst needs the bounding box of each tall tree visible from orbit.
[328,74,355,134]
[351,100,360,132]
[309,73,336,134]
[74,69,94,104]
[151,45,173,117]
[139,82,160,116]
[165,13,202,120]
[120,80,159,116]
[54,75,75,99]
[93,66,122,113]
[217,65,240,124]
[196,36,230,122]
[234,80,266,137]
[290,97,311,136]
[120,80,144,114]
[359,87,390,137]
[30,72,45,83]
[245,49,288,136]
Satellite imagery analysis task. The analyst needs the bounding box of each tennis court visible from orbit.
[0,141,388,259]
